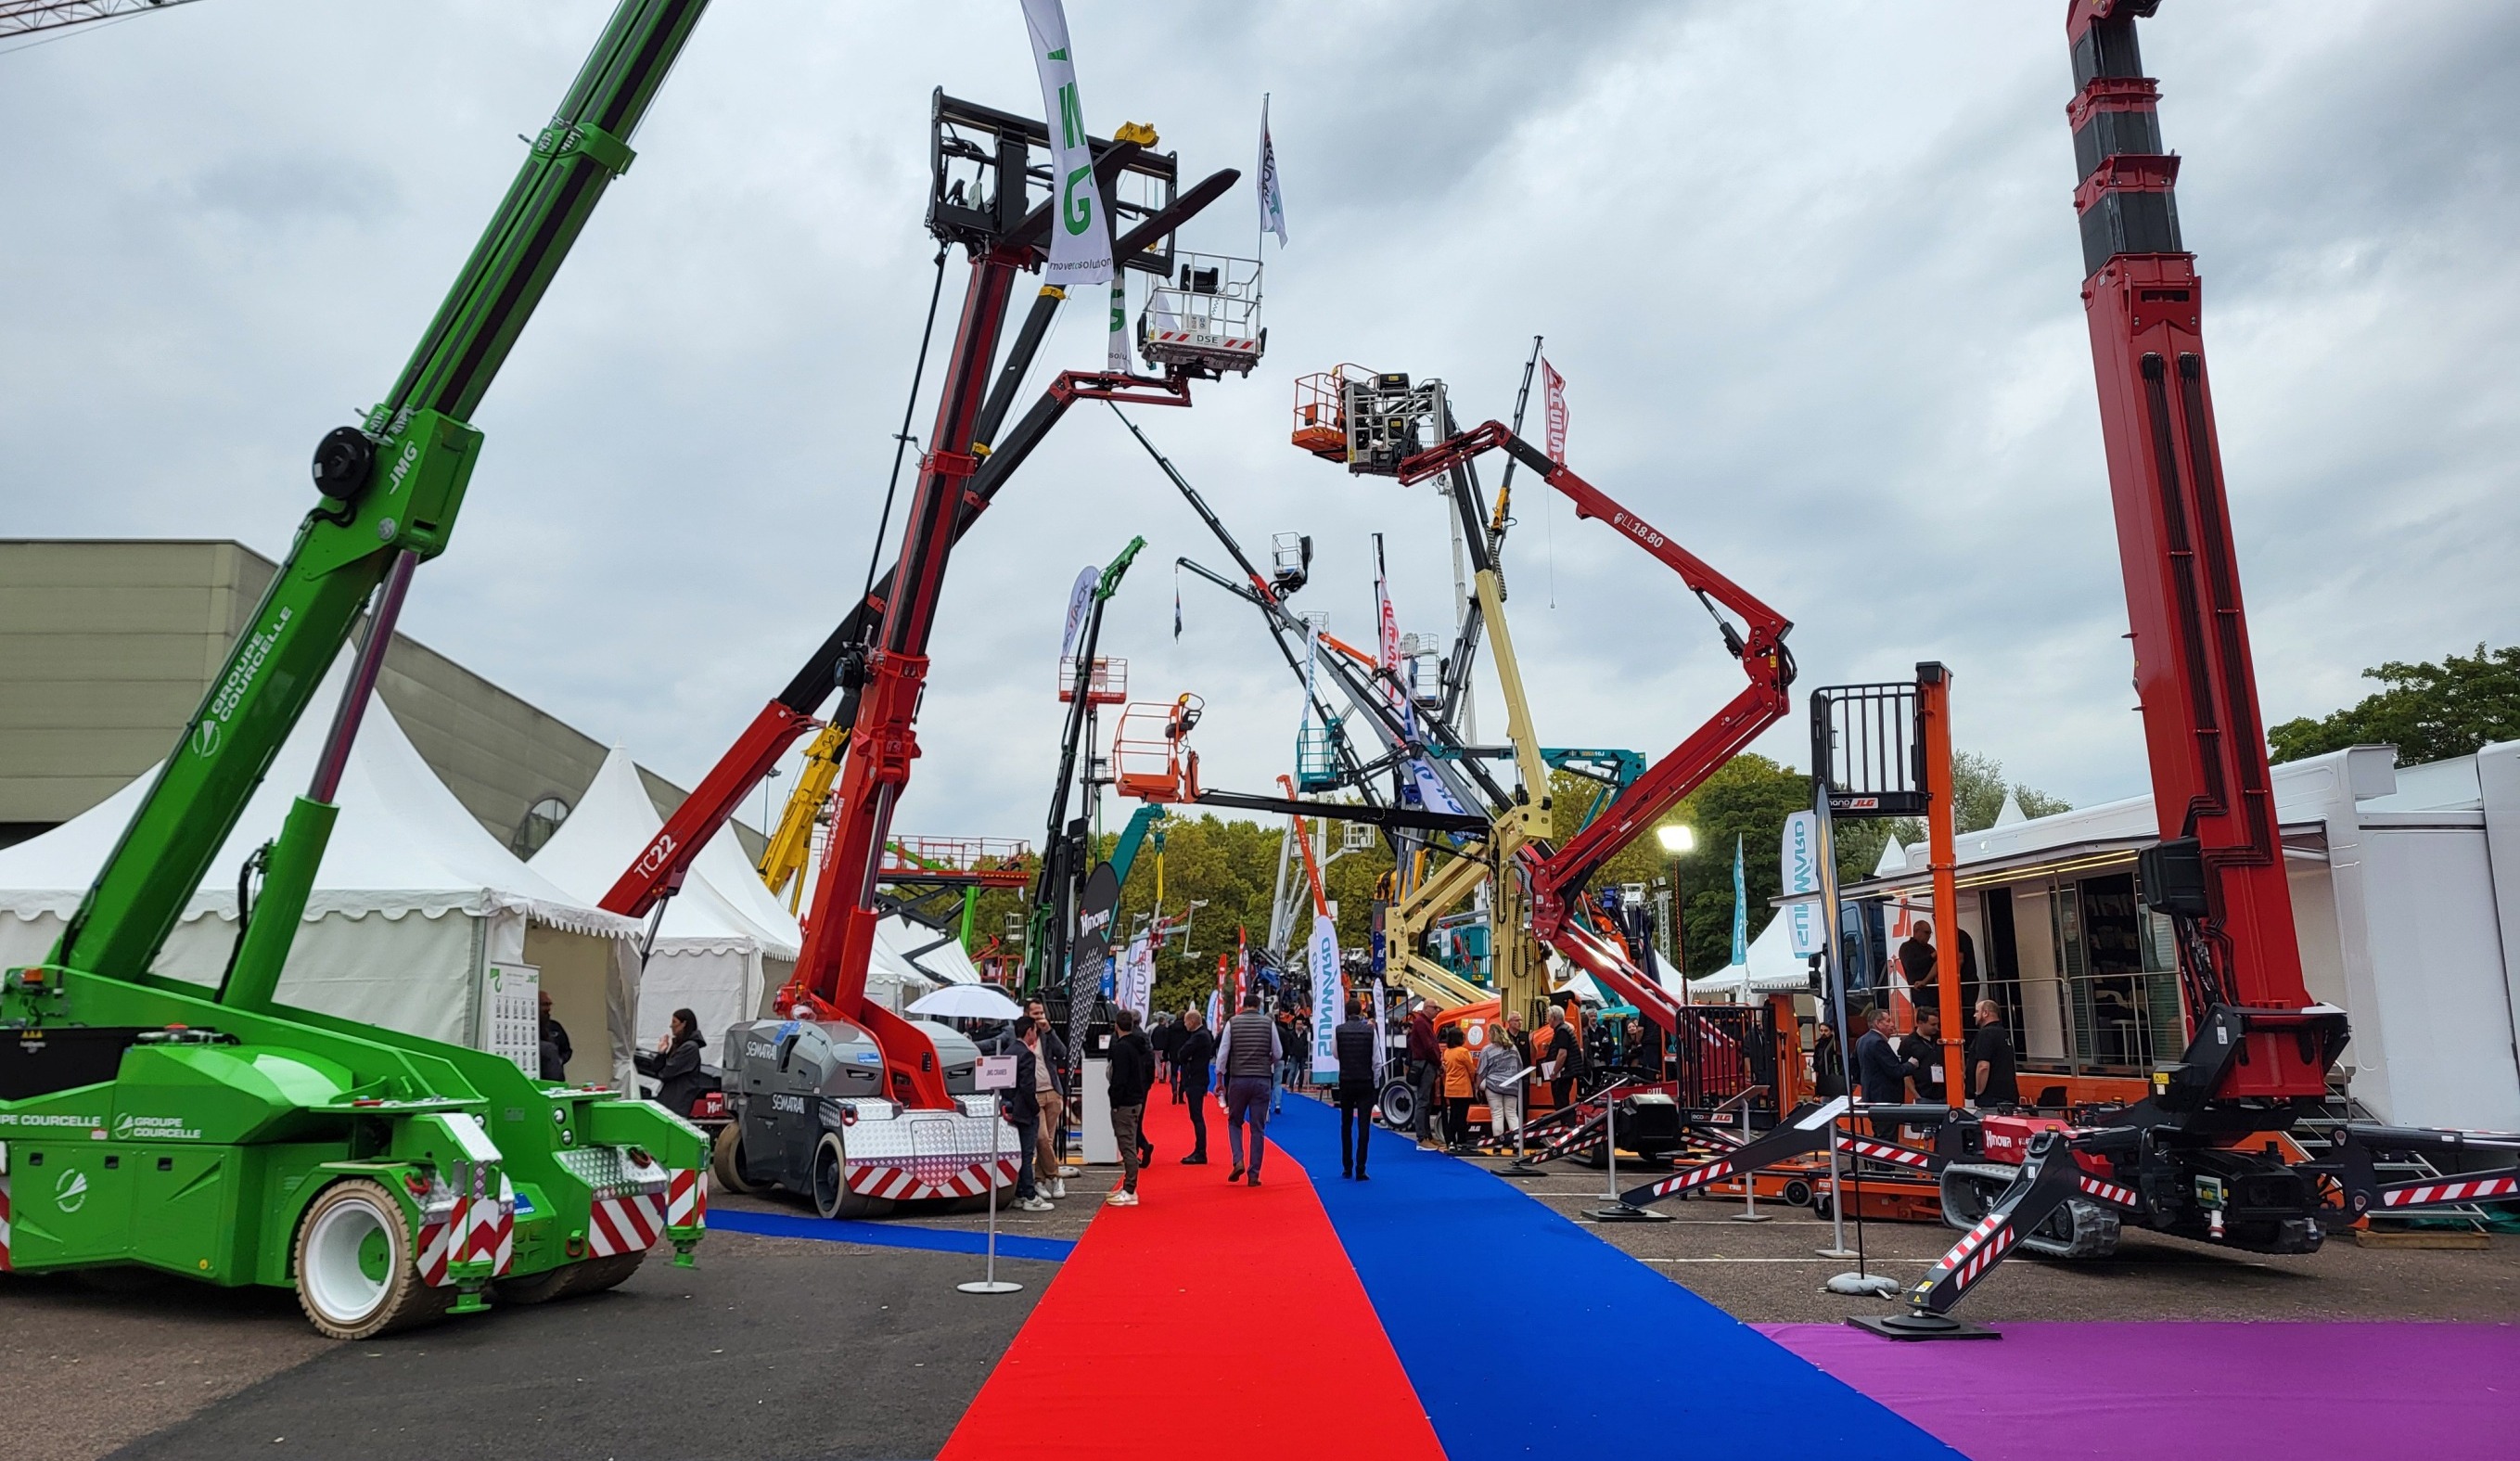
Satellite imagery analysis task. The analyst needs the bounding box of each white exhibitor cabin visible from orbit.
[1829,743,2520,1133]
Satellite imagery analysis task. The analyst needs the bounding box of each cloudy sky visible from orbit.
[6,0,2516,842]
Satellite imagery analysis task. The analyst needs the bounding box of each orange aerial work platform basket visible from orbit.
[1112,694,1203,803]
[1291,365,1373,461]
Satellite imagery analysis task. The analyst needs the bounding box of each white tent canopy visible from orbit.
[1684,912,1814,1000]
[0,658,642,1083]
[531,747,803,1049]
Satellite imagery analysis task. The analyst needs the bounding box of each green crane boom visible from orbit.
[3,0,718,1341]
[57,0,706,989]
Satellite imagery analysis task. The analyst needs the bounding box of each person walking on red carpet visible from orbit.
[1215,991,1282,1186]
[1106,1007,1156,1206]
[1172,1008,1216,1163]
[1333,996,1378,1180]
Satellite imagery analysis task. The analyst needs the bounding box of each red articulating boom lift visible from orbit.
[1390,424,1796,1039]
[675,96,1248,1216]
[598,98,1235,931]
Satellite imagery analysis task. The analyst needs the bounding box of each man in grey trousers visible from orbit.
[1214,991,1282,1187]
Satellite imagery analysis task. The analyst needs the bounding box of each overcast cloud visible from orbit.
[6,0,2517,841]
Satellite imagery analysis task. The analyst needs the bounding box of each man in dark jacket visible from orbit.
[1812,1021,1847,1098]
[1215,992,1280,1185]
[1854,1006,1918,1136]
[1004,1018,1053,1211]
[1542,1006,1580,1112]
[1333,996,1378,1180]
[1898,1008,1947,1105]
[1970,999,2020,1107]
[537,990,571,1083]
[1152,1012,1182,1093]
[1105,1008,1156,1205]
[1172,1009,1217,1162]
[1406,1004,1441,1147]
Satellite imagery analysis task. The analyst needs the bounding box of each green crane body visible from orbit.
[0,0,715,1338]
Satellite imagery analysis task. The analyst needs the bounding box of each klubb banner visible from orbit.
[1019,0,1113,288]
[1781,811,1823,956]
[1309,912,1342,1082]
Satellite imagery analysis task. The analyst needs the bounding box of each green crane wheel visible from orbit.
[292,1178,450,1340]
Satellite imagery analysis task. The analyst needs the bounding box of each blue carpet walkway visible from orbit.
[1265,1095,1959,1461]
[708,1207,1077,1262]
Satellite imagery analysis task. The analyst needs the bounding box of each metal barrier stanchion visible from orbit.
[960,1058,1022,1296]
[1587,1082,1667,1223]
[1732,1089,1772,1223]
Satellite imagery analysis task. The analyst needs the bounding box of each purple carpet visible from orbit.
[1759,1322,2520,1460]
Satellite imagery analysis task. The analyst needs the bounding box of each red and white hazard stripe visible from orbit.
[465,1173,515,1275]
[2077,1175,2142,1209]
[1145,329,1259,352]
[417,1194,466,1287]
[1838,1135,1935,1170]
[2382,1174,2520,1208]
[666,1167,707,1229]
[845,1157,1019,1204]
[1648,1159,1733,1199]
[588,1191,665,1257]
[1955,1223,2015,1288]
[1,1169,13,1272]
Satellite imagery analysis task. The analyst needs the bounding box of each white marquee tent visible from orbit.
[0,661,645,1086]
[530,747,803,1049]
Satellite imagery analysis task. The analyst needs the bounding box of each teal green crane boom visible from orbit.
[2,0,718,1341]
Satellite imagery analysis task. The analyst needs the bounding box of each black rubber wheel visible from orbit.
[810,1130,893,1220]
[1782,1178,1814,1208]
[1378,1081,1414,1131]
[491,1264,575,1306]
[710,1122,759,1197]
[566,1251,646,1296]
[292,1179,450,1340]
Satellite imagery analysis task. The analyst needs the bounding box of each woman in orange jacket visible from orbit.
[1439,1026,1478,1152]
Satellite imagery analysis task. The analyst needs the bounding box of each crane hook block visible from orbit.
[311,427,377,505]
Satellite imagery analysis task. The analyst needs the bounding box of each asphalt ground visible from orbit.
[1468,1147,2520,1324]
[1,1174,1110,1461]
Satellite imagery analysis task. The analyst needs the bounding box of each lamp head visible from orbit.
[1656,825,1695,854]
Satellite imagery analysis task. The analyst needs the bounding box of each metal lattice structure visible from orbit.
[1,0,202,39]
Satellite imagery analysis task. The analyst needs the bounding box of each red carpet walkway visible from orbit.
[936,1090,1444,1460]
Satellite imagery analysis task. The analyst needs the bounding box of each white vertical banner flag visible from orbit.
[1122,932,1154,1019]
[1107,275,1131,373]
[1308,912,1342,1082]
[1060,564,1098,660]
[1781,811,1823,957]
[1541,357,1568,461]
[1020,0,1112,287]
[1258,94,1288,245]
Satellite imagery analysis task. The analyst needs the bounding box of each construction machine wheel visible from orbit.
[1377,1080,1415,1132]
[564,1251,646,1296]
[494,1250,647,1306]
[810,1130,894,1220]
[710,1121,760,1197]
[292,1178,450,1340]
[1782,1178,1815,1209]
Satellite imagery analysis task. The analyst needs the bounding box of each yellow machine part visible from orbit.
[759,722,847,908]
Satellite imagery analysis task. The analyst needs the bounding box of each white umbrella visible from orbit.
[906,983,1023,1020]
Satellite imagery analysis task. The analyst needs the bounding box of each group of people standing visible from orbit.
[1402,1000,1582,1153]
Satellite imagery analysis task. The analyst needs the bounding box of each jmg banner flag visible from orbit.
[1020,0,1113,286]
